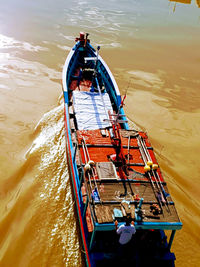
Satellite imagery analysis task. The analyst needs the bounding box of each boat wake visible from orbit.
[0,104,83,267]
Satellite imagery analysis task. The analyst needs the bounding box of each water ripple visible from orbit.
[0,34,48,52]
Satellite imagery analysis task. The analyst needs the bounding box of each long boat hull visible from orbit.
[62,33,182,267]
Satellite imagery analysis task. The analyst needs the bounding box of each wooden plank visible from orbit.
[95,205,113,223]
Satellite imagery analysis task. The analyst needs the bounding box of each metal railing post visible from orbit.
[168,230,176,250]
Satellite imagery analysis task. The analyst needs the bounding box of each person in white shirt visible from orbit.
[115,216,136,245]
[115,216,136,261]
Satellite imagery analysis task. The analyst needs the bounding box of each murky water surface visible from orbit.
[0,1,200,266]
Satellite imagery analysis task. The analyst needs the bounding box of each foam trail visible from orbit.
[0,104,83,266]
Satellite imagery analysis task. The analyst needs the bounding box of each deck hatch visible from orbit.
[96,162,118,180]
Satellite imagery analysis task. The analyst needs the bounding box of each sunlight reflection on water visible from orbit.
[0,0,200,266]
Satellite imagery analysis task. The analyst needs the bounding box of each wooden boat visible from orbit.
[62,32,182,267]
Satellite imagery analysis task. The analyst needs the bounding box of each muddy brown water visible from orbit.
[0,1,200,266]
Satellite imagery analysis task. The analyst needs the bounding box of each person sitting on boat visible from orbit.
[115,216,136,245]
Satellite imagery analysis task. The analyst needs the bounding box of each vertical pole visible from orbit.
[89,228,96,251]
[83,196,89,218]
[79,166,84,183]
[168,230,176,250]
[73,143,77,163]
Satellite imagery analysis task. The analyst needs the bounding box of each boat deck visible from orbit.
[68,66,181,232]
[76,129,181,229]
[91,182,178,222]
